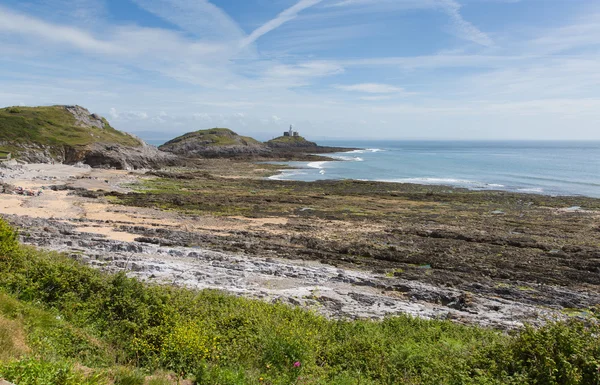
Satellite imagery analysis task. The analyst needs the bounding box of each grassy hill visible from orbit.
[0,219,599,384]
[161,128,261,148]
[159,128,269,159]
[0,105,142,157]
[267,135,314,144]
[266,135,318,150]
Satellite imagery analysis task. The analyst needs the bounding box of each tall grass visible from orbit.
[0,218,598,384]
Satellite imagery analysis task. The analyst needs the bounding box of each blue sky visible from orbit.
[1,0,599,140]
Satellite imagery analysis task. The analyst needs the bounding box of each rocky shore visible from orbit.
[1,161,598,330]
[4,213,565,329]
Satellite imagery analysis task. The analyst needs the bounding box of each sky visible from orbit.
[1,0,599,141]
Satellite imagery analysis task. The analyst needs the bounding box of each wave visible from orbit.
[517,187,544,193]
[330,155,364,162]
[268,169,308,181]
[345,148,384,154]
[376,178,506,189]
[307,161,328,169]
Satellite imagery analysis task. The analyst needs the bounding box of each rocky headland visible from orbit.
[0,105,177,170]
[159,128,272,158]
[159,128,356,160]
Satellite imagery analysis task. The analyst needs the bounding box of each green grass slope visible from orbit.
[160,128,261,148]
[267,136,309,144]
[0,219,599,384]
[0,106,141,155]
[266,135,318,149]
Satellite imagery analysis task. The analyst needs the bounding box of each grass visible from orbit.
[0,106,142,157]
[267,136,312,144]
[160,128,262,148]
[0,219,599,384]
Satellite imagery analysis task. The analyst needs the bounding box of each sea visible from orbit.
[267,141,600,198]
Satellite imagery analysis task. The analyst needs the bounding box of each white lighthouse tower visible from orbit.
[284,124,298,137]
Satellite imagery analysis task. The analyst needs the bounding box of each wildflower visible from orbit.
[259,378,264,382]
[293,361,301,368]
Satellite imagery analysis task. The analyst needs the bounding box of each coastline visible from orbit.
[267,144,600,199]
[1,160,599,330]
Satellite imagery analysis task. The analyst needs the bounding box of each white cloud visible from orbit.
[193,113,211,121]
[335,83,404,94]
[360,95,393,101]
[267,62,344,79]
[108,108,149,121]
[0,5,117,53]
[109,107,119,119]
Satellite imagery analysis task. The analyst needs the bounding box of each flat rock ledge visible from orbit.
[5,214,576,330]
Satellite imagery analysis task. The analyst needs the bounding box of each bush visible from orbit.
[0,219,19,258]
[0,218,599,384]
[0,358,104,385]
[113,367,146,385]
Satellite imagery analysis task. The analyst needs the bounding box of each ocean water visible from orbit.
[269,141,600,198]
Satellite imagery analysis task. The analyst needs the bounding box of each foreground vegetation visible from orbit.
[0,219,599,384]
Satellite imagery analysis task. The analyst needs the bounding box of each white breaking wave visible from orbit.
[268,169,308,180]
[307,161,328,169]
[517,187,544,193]
[376,178,506,189]
[346,148,384,154]
[330,155,364,162]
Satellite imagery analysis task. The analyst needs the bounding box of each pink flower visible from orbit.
[293,361,301,368]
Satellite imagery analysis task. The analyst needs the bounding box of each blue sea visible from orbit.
[269,141,600,198]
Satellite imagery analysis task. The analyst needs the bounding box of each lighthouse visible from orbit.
[283,125,299,137]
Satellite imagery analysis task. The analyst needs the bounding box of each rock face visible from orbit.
[0,105,178,170]
[65,105,106,129]
[159,128,272,158]
[83,141,178,170]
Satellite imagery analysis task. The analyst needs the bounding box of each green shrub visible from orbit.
[113,367,146,385]
[0,218,599,384]
[194,362,247,385]
[0,219,19,258]
[147,376,173,385]
[0,358,104,385]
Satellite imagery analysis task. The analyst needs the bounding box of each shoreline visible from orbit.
[1,160,599,329]
[266,147,600,200]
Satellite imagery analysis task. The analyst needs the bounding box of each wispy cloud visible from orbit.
[0,5,116,53]
[131,0,247,42]
[438,0,493,46]
[335,83,404,93]
[328,0,492,46]
[1,0,599,140]
[241,0,323,47]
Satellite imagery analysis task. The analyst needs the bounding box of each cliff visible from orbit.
[0,105,177,170]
